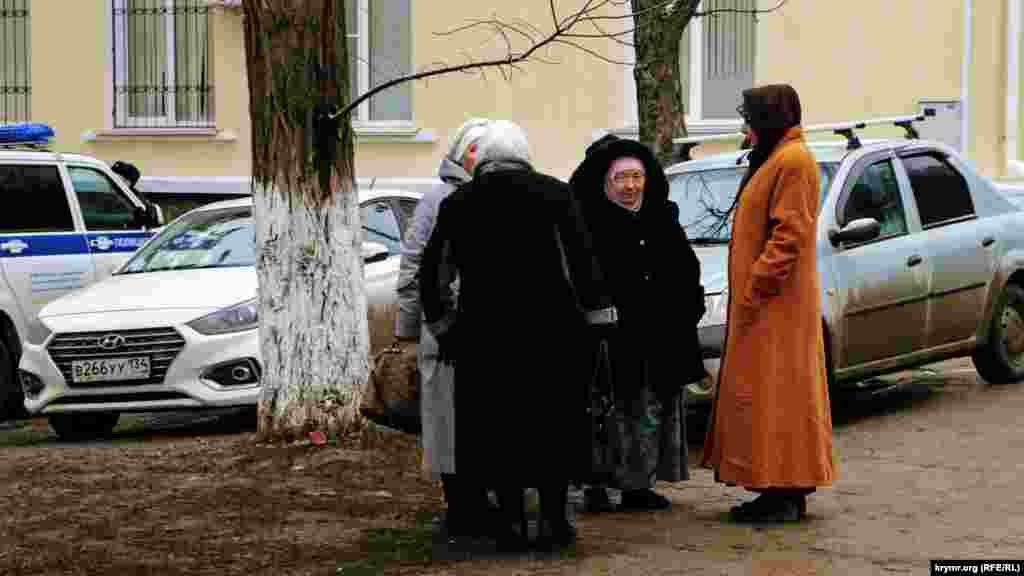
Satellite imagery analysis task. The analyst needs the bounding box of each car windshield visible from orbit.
[668,162,837,243]
[119,206,254,274]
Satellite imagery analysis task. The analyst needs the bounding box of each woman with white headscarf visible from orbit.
[394,118,490,537]
[421,120,617,551]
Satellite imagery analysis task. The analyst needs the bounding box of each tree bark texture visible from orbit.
[243,0,367,442]
[632,0,698,165]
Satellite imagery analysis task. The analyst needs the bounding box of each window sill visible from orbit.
[82,128,238,143]
[353,123,436,144]
[1008,160,1024,178]
[600,119,743,141]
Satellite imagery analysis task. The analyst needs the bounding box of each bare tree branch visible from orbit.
[693,0,789,17]
[553,39,633,65]
[332,0,790,120]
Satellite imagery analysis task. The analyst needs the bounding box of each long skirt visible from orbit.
[591,354,689,491]
[419,328,456,479]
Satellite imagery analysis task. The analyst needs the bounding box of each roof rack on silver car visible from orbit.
[673,108,937,162]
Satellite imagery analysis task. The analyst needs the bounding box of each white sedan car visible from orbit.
[18,190,420,440]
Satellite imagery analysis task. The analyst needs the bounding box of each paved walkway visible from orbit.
[423,361,1024,575]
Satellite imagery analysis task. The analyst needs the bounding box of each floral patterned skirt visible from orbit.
[591,383,688,491]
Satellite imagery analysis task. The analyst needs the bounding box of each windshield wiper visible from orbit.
[120,264,251,274]
[689,237,729,245]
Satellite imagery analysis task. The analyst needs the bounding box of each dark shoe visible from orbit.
[619,489,671,511]
[729,495,804,523]
[584,487,616,513]
[494,528,530,553]
[535,521,577,552]
[443,512,472,538]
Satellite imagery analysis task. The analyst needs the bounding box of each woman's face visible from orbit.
[606,162,646,211]
[742,123,759,146]
[738,102,759,146]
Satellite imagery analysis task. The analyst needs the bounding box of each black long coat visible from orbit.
[569,138,707,403]
[420,161,613,486]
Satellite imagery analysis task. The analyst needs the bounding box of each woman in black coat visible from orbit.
[569,136,706,511]
[421,120,617,549]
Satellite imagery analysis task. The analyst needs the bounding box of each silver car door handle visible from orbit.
[907,254,923,267]
[982,236,995,247]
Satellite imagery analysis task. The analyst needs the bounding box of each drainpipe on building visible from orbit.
[1006,0,1024,177]
[962,0,973,164]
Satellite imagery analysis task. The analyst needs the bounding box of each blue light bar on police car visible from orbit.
[0,123,55,145]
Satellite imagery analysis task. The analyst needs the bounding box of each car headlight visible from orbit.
[187,299,258,335]
[698,290,728,328]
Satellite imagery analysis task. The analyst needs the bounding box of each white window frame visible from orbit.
[620,1,745,138]
[1006,0,1024,176]
[348,0,416,135]
[112,0,179,127]
[682,2,749,132]
[108,0,216,131]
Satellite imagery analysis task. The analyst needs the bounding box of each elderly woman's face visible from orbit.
[606,157,645,211]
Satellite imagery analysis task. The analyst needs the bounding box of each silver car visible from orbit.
[667,136,1024,404]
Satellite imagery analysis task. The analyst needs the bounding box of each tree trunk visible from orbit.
[243,1,367,442]
[632,0,698,165]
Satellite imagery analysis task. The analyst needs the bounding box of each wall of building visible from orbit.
[353,1,626,182]
[31,3,252,182]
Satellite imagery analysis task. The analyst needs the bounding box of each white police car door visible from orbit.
[65,164,152,279]
[0,163,97,331]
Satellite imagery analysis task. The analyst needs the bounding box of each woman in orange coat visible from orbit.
[701,84,835,522]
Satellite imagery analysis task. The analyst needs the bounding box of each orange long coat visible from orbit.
[701,127,835,488]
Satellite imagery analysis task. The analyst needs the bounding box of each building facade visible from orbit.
[0,0,1021,219]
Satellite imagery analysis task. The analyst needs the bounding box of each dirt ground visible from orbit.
[3,359,1024,575]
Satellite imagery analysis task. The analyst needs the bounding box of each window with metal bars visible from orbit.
[112,0,214,128]
[679,0,757,121]
[0,0,31,124]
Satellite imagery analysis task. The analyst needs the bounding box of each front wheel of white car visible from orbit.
[49,412,121,441]
[973,283,1024,384]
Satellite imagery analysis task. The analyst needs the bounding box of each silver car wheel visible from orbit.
[1000,302,1024,368]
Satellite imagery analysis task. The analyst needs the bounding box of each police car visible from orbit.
[0,123,162,420]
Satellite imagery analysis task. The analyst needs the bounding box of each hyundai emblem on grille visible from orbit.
[98,334,126,350]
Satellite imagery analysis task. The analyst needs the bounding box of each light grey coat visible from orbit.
[395,157,469,478]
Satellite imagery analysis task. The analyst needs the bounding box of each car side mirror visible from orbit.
[133,202,163,229]
[828,217,881,247]
[146,202,163,227]
[362,241,389,264]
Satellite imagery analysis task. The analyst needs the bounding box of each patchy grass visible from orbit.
[0,418,50,447]
[335,524,434,575]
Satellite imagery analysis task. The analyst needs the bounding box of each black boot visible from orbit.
[729,489,808,523]
[494,487,529,553]
[441,474,471,537]
[536,483,576,551]
[584,485,615,513]
[619,488,671,511]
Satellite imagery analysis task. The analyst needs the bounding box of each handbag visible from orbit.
[359,341,421,435]
[584,338,617,485]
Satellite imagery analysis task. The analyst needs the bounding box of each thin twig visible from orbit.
[694,0,789,17]
[335,0,790,120]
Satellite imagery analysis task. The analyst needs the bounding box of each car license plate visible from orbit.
[71,357,151,383]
